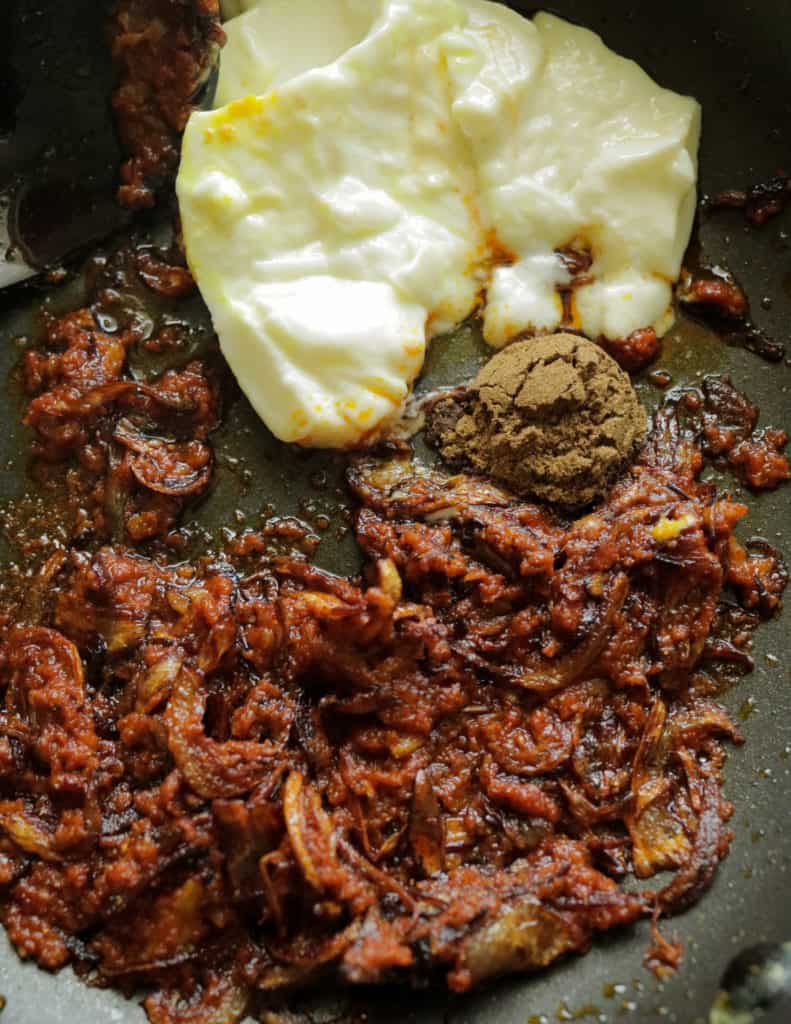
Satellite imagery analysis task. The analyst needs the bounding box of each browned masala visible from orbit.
[110,0,225,210]
[0,254,789,1020]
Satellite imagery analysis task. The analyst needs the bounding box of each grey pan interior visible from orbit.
[0,0,790,1021]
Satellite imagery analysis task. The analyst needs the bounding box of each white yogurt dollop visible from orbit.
[178,0,700,446]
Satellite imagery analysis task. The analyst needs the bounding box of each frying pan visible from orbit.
[0,1,790,1021]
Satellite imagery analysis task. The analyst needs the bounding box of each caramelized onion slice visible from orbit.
[283,771,338,893]
[655,778,727,915]
[164,666,281,800]
[114,418,212,496]
[0,803,60,862]
[518,574,629,693]
[408,769,444,877]
[461,899,578,987]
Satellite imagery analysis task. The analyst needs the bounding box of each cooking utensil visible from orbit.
[0,0,219,289]
[710,942,791,1024]
[0,0,789,1022]
[0,0,127,289]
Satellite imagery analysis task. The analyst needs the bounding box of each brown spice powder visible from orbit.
[425,333,646,507]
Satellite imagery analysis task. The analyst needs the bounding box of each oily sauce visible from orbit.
[0,236,788,1020]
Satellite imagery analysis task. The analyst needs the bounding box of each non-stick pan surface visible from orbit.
[0,1,790,1021]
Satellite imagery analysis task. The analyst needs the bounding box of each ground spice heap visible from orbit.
[426,332,646,507]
